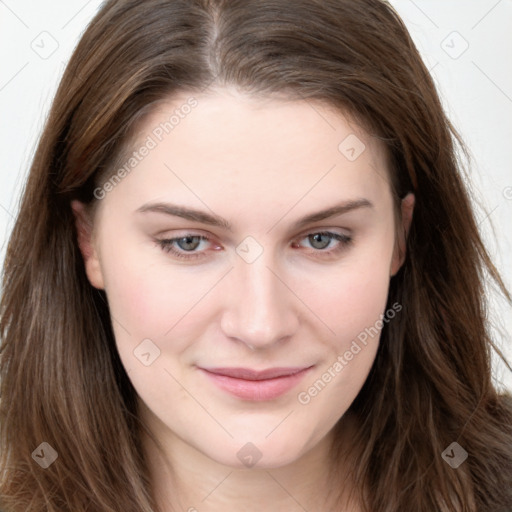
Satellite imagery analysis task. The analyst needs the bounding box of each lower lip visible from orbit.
[200,367,313,401]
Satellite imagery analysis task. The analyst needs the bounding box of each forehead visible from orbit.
[97,88,392,222]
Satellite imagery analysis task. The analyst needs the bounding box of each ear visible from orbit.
[71,200,105,290]
[390,192,415,276]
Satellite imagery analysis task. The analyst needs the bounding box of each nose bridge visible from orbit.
[220,252,298,348]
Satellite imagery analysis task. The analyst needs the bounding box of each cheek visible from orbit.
[101,242,201,335]
[295,262,392,422]
[306,245,394,341]
[332,268,388,315]
[99,245,227,385]
[297,236,394,398]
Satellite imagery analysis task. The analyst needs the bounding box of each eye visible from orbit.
[156,230,353,262]
[157,234,216,260]
[292,231,353,256]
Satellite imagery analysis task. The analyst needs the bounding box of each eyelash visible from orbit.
[156,231,353,261]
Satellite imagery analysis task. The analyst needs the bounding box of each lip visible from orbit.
[199,366,314,401]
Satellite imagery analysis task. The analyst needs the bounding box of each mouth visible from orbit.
[198,366,314,401]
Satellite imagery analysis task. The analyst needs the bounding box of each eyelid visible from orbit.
[294,225,352,239]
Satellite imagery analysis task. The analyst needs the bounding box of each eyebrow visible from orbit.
[135,198,373,232]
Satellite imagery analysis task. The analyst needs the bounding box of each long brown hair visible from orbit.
[1,1,511,510]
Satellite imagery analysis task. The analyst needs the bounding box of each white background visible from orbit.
[0,1,511,392]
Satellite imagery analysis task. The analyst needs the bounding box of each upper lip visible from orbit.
[200,366,312,381]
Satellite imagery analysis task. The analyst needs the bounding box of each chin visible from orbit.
[203,435,314,470]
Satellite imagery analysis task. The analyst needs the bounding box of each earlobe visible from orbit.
[390,192,415,276]
[70,200,105,290]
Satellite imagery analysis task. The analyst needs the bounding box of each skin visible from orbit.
[72,87,414,512]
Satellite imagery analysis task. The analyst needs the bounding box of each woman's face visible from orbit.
[73,87,412,469]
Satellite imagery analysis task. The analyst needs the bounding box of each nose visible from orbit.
[220,255,300,350]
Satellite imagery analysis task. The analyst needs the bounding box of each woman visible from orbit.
[1,0,511,511]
